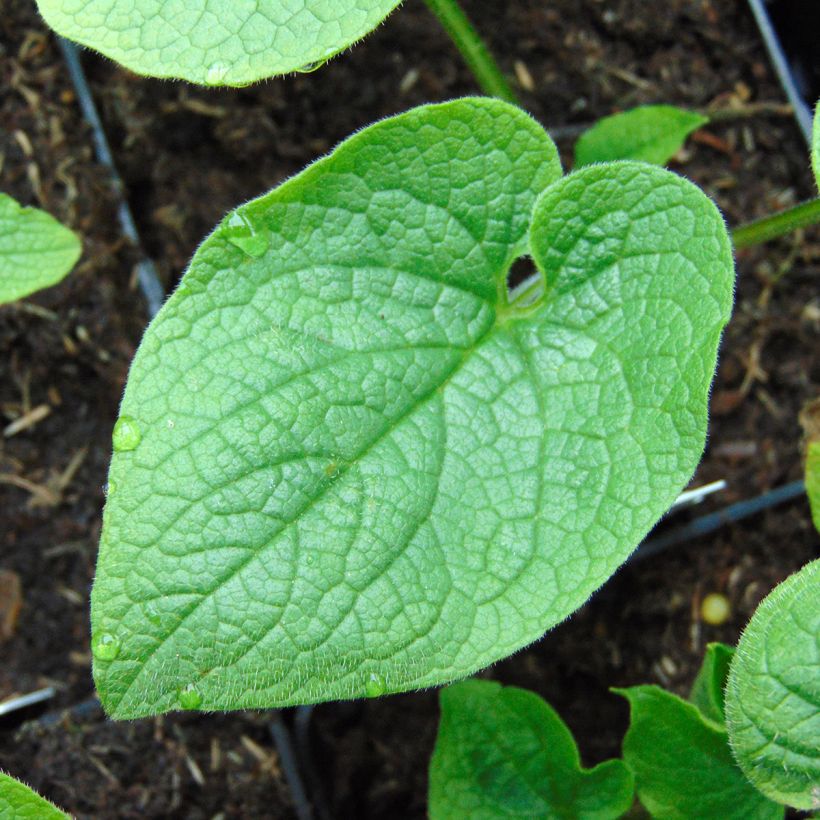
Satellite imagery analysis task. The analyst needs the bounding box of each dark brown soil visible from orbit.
[1,0,817,817]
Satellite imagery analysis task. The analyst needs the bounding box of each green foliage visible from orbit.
[689,641,734,724]
[725,560,820,811]
[807,441,820,532]
[813,101,819,190]
[617,682,784,820]
[35,0,401,85]
[429,680,634,819]
[0,772,68,819]
[0,193,81,305]
[574,105,708,168]
[92,97,733,719]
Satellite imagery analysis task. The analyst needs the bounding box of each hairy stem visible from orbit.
[732,197,820,248]
[421,0,520,104]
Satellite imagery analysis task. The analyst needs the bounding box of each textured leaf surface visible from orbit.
[93,98,734,718]
[35,0,401,85]
[689,641,734,724]
[429,680,633,820]
[0,772,68,820]
[575,105,708,168]
[725,560,820,811]
[618,686,784,820]
[0,193,81,305]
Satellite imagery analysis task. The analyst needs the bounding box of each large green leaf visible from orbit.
[725,560,820,811]
[0,772,69,820]
[617,686,783,820]
[36,0,402,85]
[92,98,734,718]
[575,105,708,168]
[429,680,634,820]
[0,193,81,305]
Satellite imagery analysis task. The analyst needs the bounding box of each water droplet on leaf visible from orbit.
[224,211,269,258]
[104,480,116,497]
[295,59,327,73]
[205,62,230,85]
[144,601,162,625]
[365,672,386,698]
[112,415,141,452]
[178,682,203,710]
[91,632,121,661]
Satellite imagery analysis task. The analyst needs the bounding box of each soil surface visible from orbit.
[1,0,817,817]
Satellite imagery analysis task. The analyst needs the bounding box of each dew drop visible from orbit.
[178,682,203,710]
[365,671,386,698]
[205,62,230,85]
[224,210,269,258]
[295,59,327,73]
[91,632,121,662]
[324,461,339,479]
[112,415,141,452]
[166,418,175,429]
[103,480,116,497]
[144,601,162,626]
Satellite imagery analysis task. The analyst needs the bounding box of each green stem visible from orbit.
[421,0,520,105]
[732,197,820,249]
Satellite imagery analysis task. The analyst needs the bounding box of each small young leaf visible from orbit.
[429,680,634,820]
[617,686,784,820]
[725,560,820,811]
[689,641,734,724]
[574,105,709,168]
[0,193,81,305]
[0,771,69,819]
[807,441,820,532]
[36,0,401,86]
[93,98,733,718]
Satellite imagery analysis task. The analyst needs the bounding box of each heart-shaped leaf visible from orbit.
[617,685,784,820]
[725,560,820,811]
[575,105,708,168]
[0,193,81,304]
[429,680,634,819]
[36,0,402,85]
[0,772,69,819]
[92,98,733,718]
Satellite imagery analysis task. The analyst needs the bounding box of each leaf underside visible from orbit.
[93,98,734,718]
[574,105,709,168]
[725,560,820,811]
[689,641,734,724]
[618,686,784,820]
[429,680,633,820]
[35,0,402,85]
[0,194,81,305]
[0,772,69,820]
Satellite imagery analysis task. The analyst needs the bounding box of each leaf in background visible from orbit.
[429,680,633,820]
[0,771,69,819]
[812,101,819,189]
[36,0,402,85]
[93,98,733,718]
[801,397,820,532]
[574,105,709,168]
[617,686,784,820]
[0,193,81,305]
[689,641,734,724]
[725,560,820,811]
